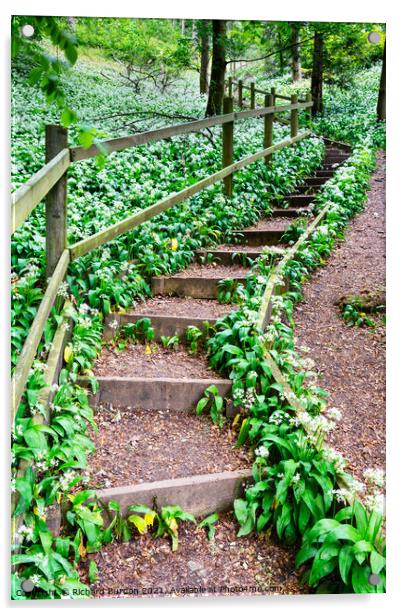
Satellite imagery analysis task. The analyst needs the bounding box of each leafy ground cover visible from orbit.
[249,65,385,148]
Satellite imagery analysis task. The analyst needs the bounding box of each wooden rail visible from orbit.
[257,202,332,329]
[70,130,310,259]
[12,148,70,233]
[11,249,70,417]
[70,102,312,162]
[11,88,313,421]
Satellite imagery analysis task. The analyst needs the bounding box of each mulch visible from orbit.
[79,512,307,598]
[243,217,294,231]
[93,342,220,379]
[293,152,386,485]
[132,296,235,318]
[212,243,286,253]
[172,263,249,279]
[86,406,251,489]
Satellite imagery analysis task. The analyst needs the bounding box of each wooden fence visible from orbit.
[11,85,313,418]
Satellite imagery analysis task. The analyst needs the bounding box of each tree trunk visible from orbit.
[377,43,386,121]
[311,30,324,116]
[199,20,210,95]
[277,29,285,74]
[205,20,226,116]
[291,23,301,82]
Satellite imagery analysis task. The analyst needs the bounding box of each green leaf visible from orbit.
[351,563,374,593]
[234,499,248,525]
[327,524,361,543]
[307,518,340,543]
[195,397,209,415]
[236,418,250,447]
[370,550,386,575]
[88,560,99,584]
[339,545,354,584]
[295,543,318,568]
[309,556,338,586]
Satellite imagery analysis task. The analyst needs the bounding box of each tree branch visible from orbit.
[226,35,314,66]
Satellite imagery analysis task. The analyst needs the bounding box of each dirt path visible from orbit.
[293,152,386,484]
[79,513,306,598]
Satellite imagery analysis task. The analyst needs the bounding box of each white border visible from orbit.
[2,1,401,614]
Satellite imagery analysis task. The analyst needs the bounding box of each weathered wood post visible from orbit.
[238,79,243,109]
[270,86,276,106]
[222,96,234,197]
[291,94,299,138]
[250,82,255,109]
[264,93,274,166]
[45,125,68,279]
[305,92,312,127]
[228,76,233,97]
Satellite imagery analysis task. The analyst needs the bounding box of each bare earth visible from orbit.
[293,152,386,484]
[87,406,251,489]
[79,513,306,598]
[93,343,220,379]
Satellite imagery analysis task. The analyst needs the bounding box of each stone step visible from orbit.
[324,156,349,163]
[81,375,233,412]
[230,228,286,246]
[151,274,248,299]
[315,170,334,177]
[272,207,312,218]
[303,176,329,186]
[196,248,261,266]
[196,245,286,266]
[104,312,222,340]
[283,194,315,207]
[96,469,253,518]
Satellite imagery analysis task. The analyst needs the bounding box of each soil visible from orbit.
[293,152,386,485]
[87,406,251,489]
[79,512,307,598]
[211,243,286,254]
[132,296,235,318]
[243,218,293,231]
[93,343,220,379]
[171,263,250,279]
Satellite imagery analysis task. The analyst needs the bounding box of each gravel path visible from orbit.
[293,152,386,485]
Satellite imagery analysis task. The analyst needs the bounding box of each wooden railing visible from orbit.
[11,92,313,417]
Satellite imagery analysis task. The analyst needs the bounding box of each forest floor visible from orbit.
[293,151,386,488]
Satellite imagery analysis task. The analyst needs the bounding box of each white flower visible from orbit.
[363,468,385,488]
[326,407,342,421]
[365,493,385,515]
[30,574,41,586]
[255,445,270,459]
[109,319,119,330]
[57,281,69,299]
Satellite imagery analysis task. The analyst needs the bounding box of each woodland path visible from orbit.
[78,144,350,596]
[293,152,386,486]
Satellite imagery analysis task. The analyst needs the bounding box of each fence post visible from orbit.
[291,94,298,138]
[45,125,68,279]
[264,94,274,166]
[250,82,255,109]
[228,76,233,97]
[238,79,243,109]
[270,86,276,106]
[222,96,234,197]
[305,92,312,127]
